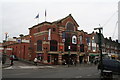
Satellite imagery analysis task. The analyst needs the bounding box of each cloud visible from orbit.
[1,0,119,42]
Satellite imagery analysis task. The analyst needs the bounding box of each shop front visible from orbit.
[62,53,77,65]
[79,53,85,64]
[89,53,99,64]
[37,53,59,64]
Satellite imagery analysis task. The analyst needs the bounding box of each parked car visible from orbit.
[98,59,120,74]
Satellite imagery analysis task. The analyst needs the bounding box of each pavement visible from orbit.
[2,56,56,69]
[2,56,97,69]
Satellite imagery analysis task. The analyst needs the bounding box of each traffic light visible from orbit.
[80,44,84,52]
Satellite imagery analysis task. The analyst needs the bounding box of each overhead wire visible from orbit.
[112,21,118,39]
[103,10,118,28]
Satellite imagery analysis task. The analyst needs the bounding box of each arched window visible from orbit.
[72,35,77,44]
[50,40,58,51]
[37,40,42,51]
[66,22,75,31]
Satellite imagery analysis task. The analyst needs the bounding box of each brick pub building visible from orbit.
[3,14,120,65]
[29,14,101,64]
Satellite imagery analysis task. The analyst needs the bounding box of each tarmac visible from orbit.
[2,56,120,79]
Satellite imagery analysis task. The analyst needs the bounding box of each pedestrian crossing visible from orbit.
[4,66,56,69]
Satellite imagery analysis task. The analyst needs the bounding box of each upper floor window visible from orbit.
[50,40,58,51]
[80,36,83,44]
[66,22,75,31]
[72,35,77,44]
[37,27,40,32]
[37,40,42,51]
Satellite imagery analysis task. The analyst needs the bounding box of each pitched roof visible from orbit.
[29,21,52,29]
[29,14,79,29]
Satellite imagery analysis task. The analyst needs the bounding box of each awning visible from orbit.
[79,53,85,56]
[111,55,118,58]
[89,53,99,56]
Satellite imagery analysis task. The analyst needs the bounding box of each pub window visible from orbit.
[37,40,42,51]
[50,40,58,51]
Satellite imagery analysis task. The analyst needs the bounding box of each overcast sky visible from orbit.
[0,0,120,42]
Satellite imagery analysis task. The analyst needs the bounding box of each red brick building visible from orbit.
[2,35,30,61]
[28,14,99,64]
[2,14,120,65]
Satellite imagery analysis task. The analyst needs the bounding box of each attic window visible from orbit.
[66,22,75,31]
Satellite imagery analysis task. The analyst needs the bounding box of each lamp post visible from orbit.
[29,35,32,61]
[65,31,72,67]
[94,27,103,77]
[5,32,8,41]
[19,34,24,59]
[19,34,24,43]
[2,32,8,64]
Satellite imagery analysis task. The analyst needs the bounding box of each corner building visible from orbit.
[29,14,89,64]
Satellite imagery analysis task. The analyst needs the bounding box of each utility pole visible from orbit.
[94,27,103,77]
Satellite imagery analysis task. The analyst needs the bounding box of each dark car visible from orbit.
[98,59,120,74]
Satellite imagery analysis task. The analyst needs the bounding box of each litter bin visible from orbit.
[102,70,113,79]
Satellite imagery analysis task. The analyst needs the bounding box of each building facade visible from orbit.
[2,35,30,61]
[2,14,120,65]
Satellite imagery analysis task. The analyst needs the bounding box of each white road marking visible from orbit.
[4,66,13,69]
[4,66,55,69]
[75,76,82,78]
[87,75,91,76]
[19,66,38,69]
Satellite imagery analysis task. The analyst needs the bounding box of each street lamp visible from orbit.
[64,31,72,67]
[19,34,24,59]
[5,32,8,41]
[19,34,24,43]
[29,35,32,61]
[94,27,103,77]
[2,32,8,64]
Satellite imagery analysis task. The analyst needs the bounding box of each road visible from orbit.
[2,58,120,79]
[2,64,100,78]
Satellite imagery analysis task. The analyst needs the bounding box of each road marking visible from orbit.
[75,76,82,78]
[4,66,13,69]
[19,66,38,68]
[94,72,100,75]
[87,75,91,77]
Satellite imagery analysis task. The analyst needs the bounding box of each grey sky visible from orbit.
[1,0,120,42]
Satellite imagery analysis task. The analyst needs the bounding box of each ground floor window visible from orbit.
[37,53,43,61]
